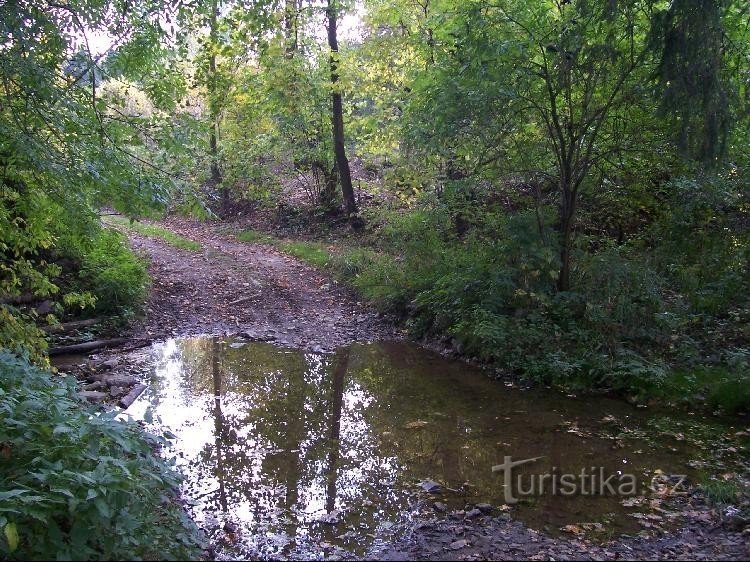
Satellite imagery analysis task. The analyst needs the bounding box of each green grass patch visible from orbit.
[104,216,202,252]
[279,241,332,268]
[235,229,333,268]
[700,478,742,505]
[660,366,750,414]
[236,229,274,244]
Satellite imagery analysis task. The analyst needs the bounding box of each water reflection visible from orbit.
[130,338,701,559]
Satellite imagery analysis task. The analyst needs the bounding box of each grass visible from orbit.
[660,366,750,414]
[236,229,274,244]
[236,229,333,268]
[281,241,332,268]
[700,478,741,505]
[104,216,202,252]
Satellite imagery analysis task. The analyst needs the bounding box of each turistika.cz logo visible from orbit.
[491,456,687,504]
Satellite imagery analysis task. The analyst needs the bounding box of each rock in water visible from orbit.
[420,480,442,493]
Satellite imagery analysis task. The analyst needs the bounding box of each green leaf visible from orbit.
[0,490,27,501]
[4,521,19,552]
[94,497,111,519]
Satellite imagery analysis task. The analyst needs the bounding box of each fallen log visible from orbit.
[42,318,102,333]
[48,338,130,356]
[0,294,38,306]
[119,383,147,409]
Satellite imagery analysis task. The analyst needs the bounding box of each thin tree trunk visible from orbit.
[557,178,575,292]
[283,0,298,57]
[326,0,357,218]
[208,0,225,211]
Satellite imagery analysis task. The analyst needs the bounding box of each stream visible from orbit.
[123,336,744,559]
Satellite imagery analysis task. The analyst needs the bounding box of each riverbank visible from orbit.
[73,216,750,560]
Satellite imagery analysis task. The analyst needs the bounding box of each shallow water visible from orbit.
[127,337,716,559]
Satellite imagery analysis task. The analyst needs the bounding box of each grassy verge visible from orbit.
[237,229,333,268]
[104,216,202,252]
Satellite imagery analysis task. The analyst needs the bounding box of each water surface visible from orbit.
[128,338,721,559]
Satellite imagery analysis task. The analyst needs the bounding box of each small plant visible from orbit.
[700,479,741,505]
[0,352,205,560]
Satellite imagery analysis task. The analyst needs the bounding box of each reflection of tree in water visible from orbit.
[325,348,349,514]
[176,339,365,553]
[155,339,702,554]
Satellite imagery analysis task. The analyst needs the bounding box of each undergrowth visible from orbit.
[0,352,205,559]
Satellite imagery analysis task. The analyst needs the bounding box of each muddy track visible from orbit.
[124,216,397,350]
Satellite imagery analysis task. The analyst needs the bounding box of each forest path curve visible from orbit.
[122,216,397,349]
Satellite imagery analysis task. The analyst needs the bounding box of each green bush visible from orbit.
[78,229,149,317]
[0,351,204,560]
[326,203,712,398]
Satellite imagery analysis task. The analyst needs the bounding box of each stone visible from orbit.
[100,358,120,370]
[434,502,449,513]
[79,390,106,403]
[102,374,137,387]
[466,508,483,519]
[109,385,128,398]
[83,381,104,391]
[420,479,442,493]
[449,539,468,550]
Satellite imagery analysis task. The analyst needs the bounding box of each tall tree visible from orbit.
[326,0,358,218]
[208,0,225,209]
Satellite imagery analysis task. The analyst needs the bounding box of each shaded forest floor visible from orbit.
[112,216,748,561]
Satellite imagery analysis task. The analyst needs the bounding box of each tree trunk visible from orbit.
[48,338,131,356]
[557,178,575,292]
[326,0,357,218]
[208,0,226,211]
[283,0,298,57]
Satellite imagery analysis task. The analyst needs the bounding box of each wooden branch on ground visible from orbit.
[119,383,147,409]
[42,318,103,333]
[48,338,131,356]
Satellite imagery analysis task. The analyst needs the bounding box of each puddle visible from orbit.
[126,337,728,559]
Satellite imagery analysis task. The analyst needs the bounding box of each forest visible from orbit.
[1,0,749,560]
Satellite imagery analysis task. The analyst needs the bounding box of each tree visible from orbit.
[327,0,359,219]
[649,0,748,165]
[208,0,224,205]
[403,0,664,291]
[0,0,189,356]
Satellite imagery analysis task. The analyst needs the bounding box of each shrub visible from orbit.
[78,229,149,317]
[0,351,204,560]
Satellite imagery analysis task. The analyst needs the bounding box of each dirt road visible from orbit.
[124,217,396,350]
